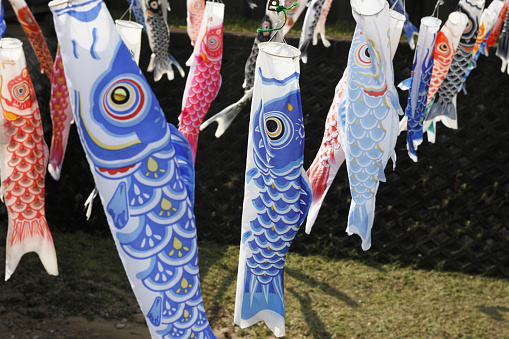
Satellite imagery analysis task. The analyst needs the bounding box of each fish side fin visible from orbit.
[299,40,311,64]
[107,182,129,229]
[397,77,412,91]
[168,124,196,207]
[404,23,419,50]
[147,296,162,326]
[83,186,98,220]
[5,218,58,281]
[346,198,375,251]
[239,267,286,337]
[398,115,408,135]
[200,88,254,138]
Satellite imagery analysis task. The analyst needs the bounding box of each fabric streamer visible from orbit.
[8,0,54,79]
[388,0,419,49]
[426,0,484,132]
[187,0,205,46]
[340,0,402,251]
[299,0,327,63]
[138,0,184,81]
[115,19,144,65]
[398,17,441,162]
[234,42,311,337]
[282,0,309,35]
[305,7,404,234]
[49,1,215,337]
[0,37,58,280]
[0,3,6,38]
[484,0,509,55]
[200,0,286,138]
[48,46,73,181]
[422,11,468,143]
[496,5,509,73]
[178,1,224,162]
[312,0,334,48]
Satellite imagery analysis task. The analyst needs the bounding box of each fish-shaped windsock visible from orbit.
[49,1,214,338]
[342,0,402,251]
[305,76,346,233]
[127,0,146,27]
[484,0,508,55]
[187,0,205,46]
[9,0,54,79]
[422,12,467,143]
[200,0,283,138]
[299,0,326,63]
[305,7,403,234]
[115,19,144,65]
[312,0,333,48]
[462,7,496,88]
[0,3,6,38]
[48,46,73,181]
[234,42,311,337]
[0,37,58,280]
[388,0,419,49]
[178,1,224,162]
[496,6,509,73]
[426,0,484,131]
[389,8,406,56]
[141,0,184,81]
[398,17,441,162]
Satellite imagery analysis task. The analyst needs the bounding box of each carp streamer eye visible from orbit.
[193,1,202,11]
[12,81,30,102]
[355,43,372,67]
[207,35,221,51]
[264,112,293,149]
[102,78,146,123]
[439,42,449,52]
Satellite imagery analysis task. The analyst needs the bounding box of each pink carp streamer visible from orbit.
[187,0,205,46]
[179,2,224,161]
[305,76,346,233]
[48,46,73,181]
[9,0,53,79]
[0,38,58,280]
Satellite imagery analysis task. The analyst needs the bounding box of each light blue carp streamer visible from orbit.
[50,1,214,338]
[126,0,146,29]
[0,3,6,38]
[389,0,419,46]
[342,25,401,251]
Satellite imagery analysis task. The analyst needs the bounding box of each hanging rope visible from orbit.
[431,0,445,18]
[257,2,299,33]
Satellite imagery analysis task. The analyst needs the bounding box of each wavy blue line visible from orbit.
[258,67,299,86]
[90,28,100,60]
[55,0,102,22]
[72,40,79,59]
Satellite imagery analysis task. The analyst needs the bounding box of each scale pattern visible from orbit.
[9,0,53,78]
[0,55,57,280]
[187,0,205,46]
[313,0,333,47]
[179,3,223,161]
[298,0,326,63]
[48,46,73,181]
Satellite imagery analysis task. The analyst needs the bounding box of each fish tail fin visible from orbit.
[237,265,286,337]
[299,40,310,64]
[168,124,196,206]
[404,23,419,50]
[147,53,185,82]
[427,95,458,130]
[48,138,65,181]
[200,88,254,138]
[346,198,375,251]
[6,217,58,281]
[305,161,330,234]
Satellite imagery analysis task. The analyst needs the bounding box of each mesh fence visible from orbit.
[2,29,507,278]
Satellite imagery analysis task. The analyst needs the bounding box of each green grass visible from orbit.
[2,233,508,338]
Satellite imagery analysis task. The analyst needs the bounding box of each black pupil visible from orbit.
[112,86,129,105]
[364,47,370,59]
[266,118,284,140]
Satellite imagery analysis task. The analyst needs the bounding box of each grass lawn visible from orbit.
[1,231,507,338]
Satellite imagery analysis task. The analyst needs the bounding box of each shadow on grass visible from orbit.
[476,305,509,321]
[206,270,236,327]
[286,268,359,308]
[288,287,332,339]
